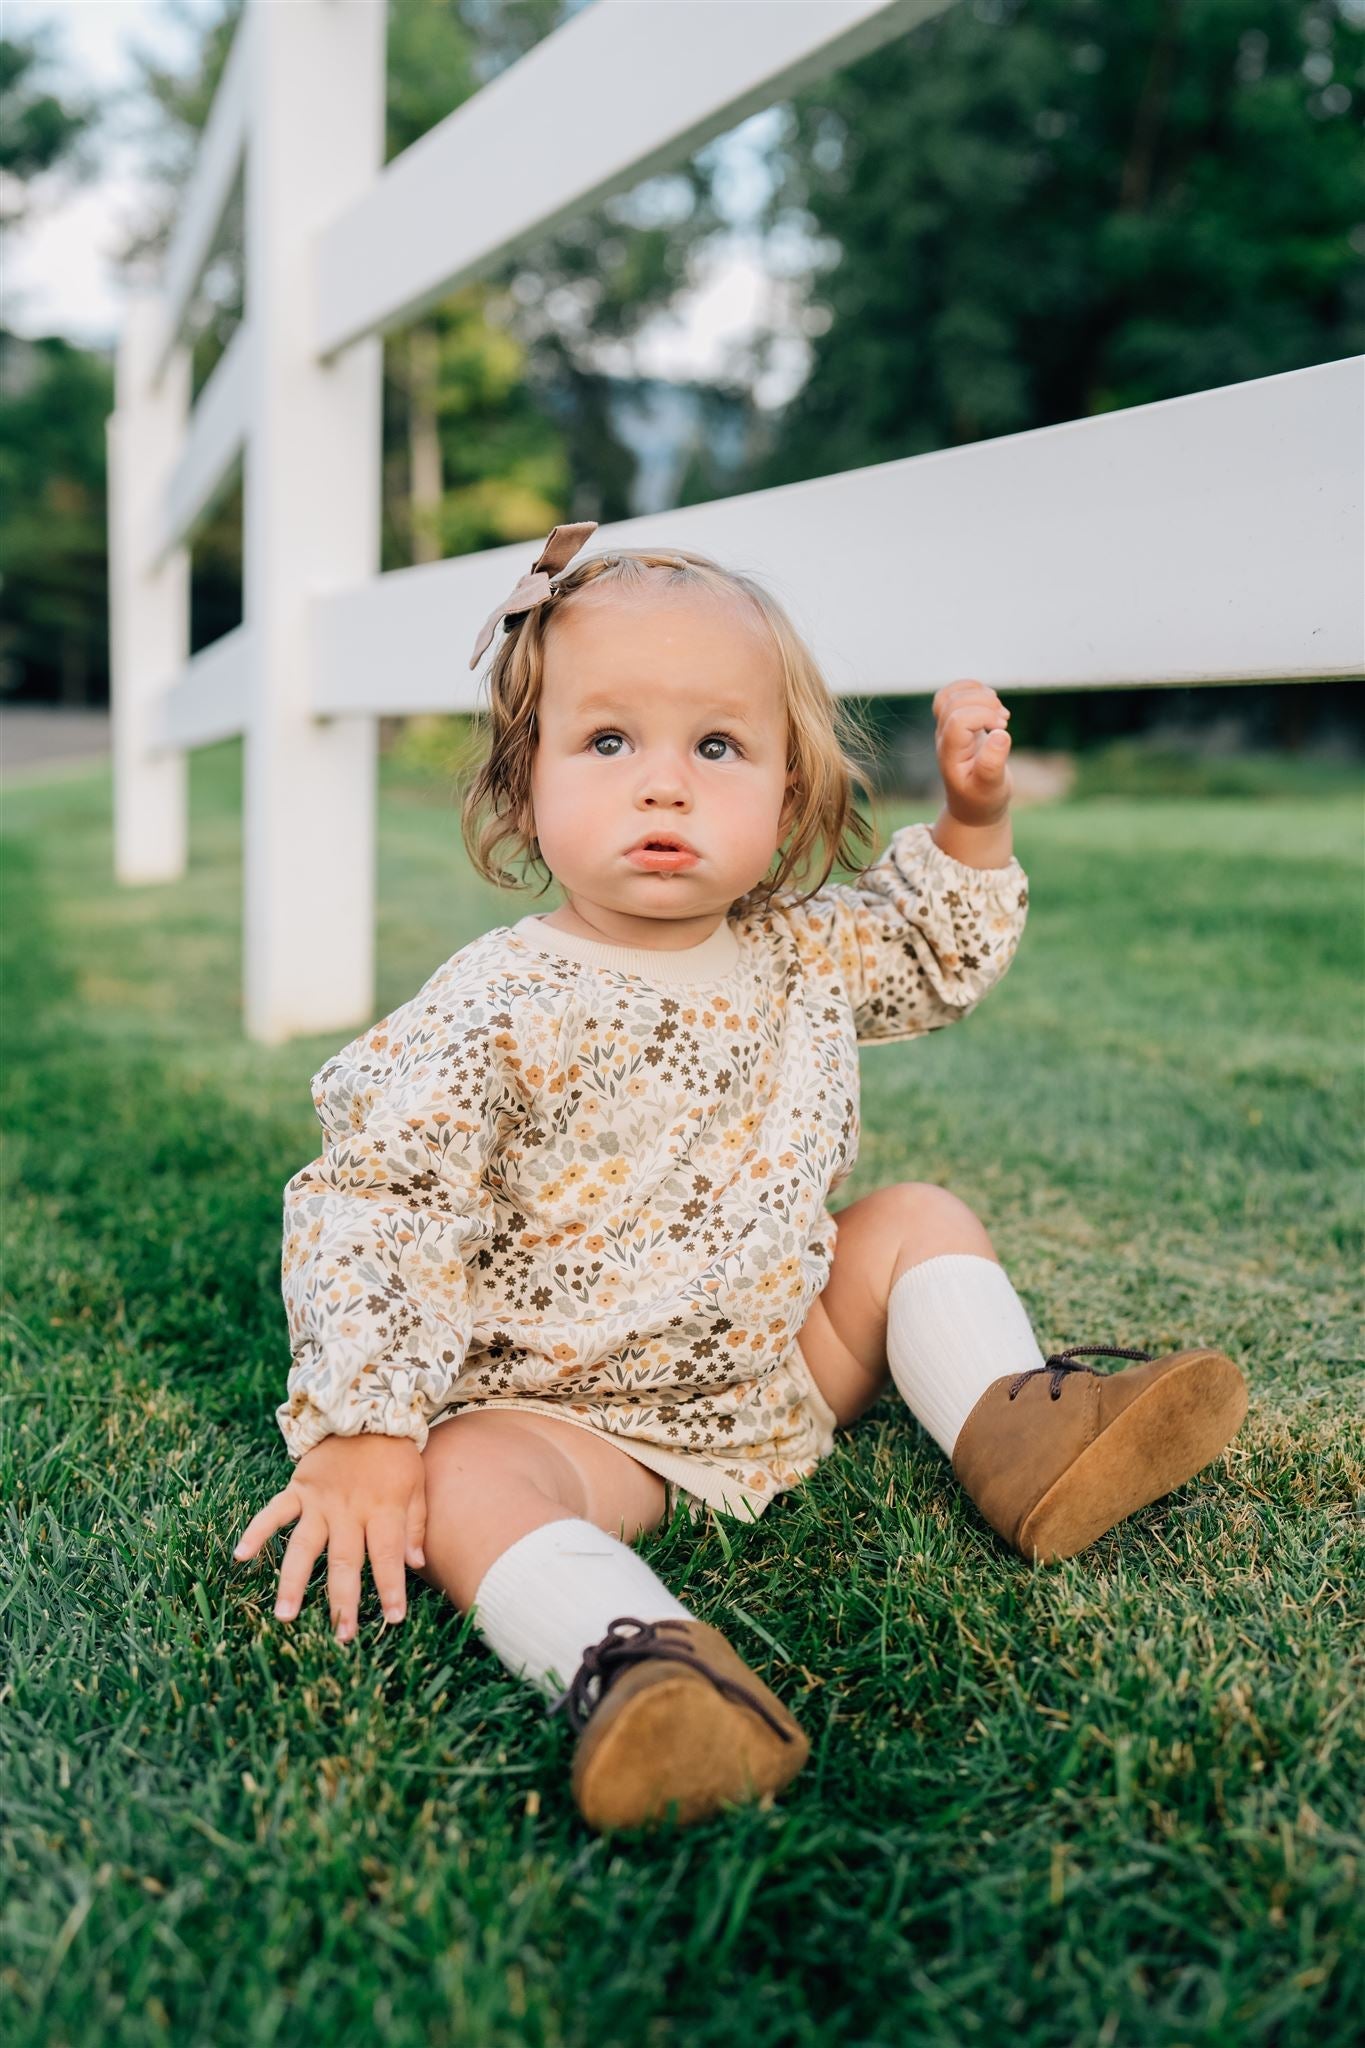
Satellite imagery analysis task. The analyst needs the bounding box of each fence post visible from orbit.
[242,0,386,1045]
[107,296,190,886]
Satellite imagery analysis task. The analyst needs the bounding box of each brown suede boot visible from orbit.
[951,1344,1248,1563]
[545,1615,810,1832]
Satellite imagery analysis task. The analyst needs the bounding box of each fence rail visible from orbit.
[106,0,1365,1046]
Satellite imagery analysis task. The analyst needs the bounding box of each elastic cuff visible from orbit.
[906,820,1027,896]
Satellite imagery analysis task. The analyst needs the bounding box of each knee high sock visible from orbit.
[469,1515,692,1702]
[885,1252,1045,1458]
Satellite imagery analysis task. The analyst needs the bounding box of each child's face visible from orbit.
[530,582,796,941]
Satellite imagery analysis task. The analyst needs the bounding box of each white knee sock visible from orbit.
[885,1252,1045,1458]
[469,1515,692,1702]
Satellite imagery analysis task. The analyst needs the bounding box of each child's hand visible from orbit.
[231,1434,427,1643]
[933,677,1013,827]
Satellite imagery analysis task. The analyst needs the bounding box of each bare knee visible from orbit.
[880,1180,996,1286]
[415,1412,667,1612]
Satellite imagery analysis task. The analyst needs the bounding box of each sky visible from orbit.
[4,0,812,406]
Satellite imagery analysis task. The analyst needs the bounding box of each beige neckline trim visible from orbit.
[509,911,742,986]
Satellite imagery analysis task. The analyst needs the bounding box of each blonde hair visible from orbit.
[458,543,880,918]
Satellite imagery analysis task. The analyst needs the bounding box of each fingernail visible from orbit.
[274,1603,292,1619]
[413,1550,425,1566]
[384,1607,404,1625]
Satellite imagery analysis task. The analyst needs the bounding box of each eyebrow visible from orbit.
[569,696,761,730]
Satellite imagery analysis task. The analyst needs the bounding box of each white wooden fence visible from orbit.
[107,0,1365,1047]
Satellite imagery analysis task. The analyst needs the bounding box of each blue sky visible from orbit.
[4,0,810,405]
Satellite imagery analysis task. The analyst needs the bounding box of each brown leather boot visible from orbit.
[951,1344,1248,1564]
[545,1615,810,1831]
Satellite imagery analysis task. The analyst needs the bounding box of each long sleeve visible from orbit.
[778,820,1029,1046]
[276,972,503,1461]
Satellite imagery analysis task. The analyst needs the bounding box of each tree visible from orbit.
[0,28,106,704]
[744,0,1365,481]
[118,0,737,575]
[0,28,94,231]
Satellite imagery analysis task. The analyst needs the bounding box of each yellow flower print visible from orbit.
[778,1256,800,1280]
[721,1128,747,1151]
[601,1157,632,1184]
[561,1162,588,1186]
[778,1151,796,1168]
[572,1118,597,1140]
[582,1184,608,1206]
[754,1272,781,1296]
[627,1077,649,1099]
[524,1064,545,1087]
[584,1234,606,1253]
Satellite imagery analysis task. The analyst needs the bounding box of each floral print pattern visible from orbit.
[277,823,1029,1519]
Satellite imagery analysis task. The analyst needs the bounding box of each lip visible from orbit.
[626,831,699,872]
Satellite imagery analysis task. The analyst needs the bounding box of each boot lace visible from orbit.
[1007,1343,1155,1402]
[544,1615,797,1742]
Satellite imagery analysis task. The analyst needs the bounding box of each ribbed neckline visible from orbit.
[509,910,742,986]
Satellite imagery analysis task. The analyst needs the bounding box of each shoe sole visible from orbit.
[1017,1349,1248,1564]
[573,1672,810,1832]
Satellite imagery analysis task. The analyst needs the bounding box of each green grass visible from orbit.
[3,742,1362,2047]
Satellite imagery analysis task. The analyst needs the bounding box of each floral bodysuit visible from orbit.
[277,823,1029,1521]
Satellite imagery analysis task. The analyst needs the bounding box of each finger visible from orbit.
[940,690,1009,728]
[365,1507,411,1624]
[933,679,1004,720]
[327,1522,366,1644]
[939,705,1009,758]
[405,1484,427,1571]
[932,676,983,711]
[273,1514,327,1620]
[232,1487,301,1562]
[970,729,1013,782]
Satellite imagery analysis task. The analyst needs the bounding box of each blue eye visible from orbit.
[586,727,742,760]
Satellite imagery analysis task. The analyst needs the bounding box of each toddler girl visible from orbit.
[232,524,1247,1832]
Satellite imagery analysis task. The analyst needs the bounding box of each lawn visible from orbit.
[3,741,1362,2047]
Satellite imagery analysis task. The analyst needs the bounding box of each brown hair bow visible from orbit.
[468,521,599,670]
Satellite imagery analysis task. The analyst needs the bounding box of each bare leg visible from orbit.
[796,1181,999,1430]
[415,1409,668,1614]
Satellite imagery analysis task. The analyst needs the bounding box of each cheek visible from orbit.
[530,760,593,837]
[730,784,788,856]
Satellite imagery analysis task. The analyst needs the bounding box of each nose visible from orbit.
[637,756,691,809]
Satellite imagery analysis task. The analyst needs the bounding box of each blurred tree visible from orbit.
[0,27,95,230]
[745,0,1365,474]
[117,0,734,584]
[0,335,112,703]
[0,28,106,704]
[732,0,1364,756]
